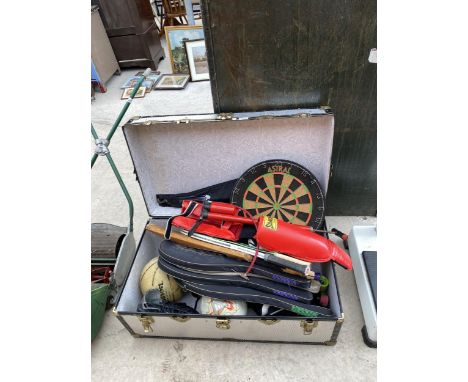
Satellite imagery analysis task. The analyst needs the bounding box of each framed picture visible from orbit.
[135,70,160,77]
[121,76,155,90]
[154,74,190,90]
[184,39,210,82]
[165,26,204,74]
[121,87,146,99]
[135,70,161,85]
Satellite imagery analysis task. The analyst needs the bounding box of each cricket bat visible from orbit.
[145,223,315,278]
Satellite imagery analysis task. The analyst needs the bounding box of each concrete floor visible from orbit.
[92,38,377,382]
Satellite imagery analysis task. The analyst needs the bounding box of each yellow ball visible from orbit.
[139,257,183,302]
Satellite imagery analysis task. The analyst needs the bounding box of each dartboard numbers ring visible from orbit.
[231,160,325,229]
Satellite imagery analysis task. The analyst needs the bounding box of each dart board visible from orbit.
[231,160,325,229]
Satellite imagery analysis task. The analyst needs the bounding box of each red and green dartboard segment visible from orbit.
[231,160,325,229]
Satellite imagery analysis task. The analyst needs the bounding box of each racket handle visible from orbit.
[263,253,311,276]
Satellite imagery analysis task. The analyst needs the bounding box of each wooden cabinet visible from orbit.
[91,6,120,87]
[201,0,377,215]
[93,0,164,70]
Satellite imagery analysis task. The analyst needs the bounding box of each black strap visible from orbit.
[164,200,199,239]
[187,199,211,237]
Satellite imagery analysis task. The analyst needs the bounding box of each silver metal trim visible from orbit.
[94,138,109,155]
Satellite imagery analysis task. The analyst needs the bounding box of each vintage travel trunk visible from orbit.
[114,109,345,344]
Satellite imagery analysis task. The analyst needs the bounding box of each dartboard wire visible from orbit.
[278,207,296,224]
[280,208,308,225]
[275,209,282,220]
[281,202,314,214]
[277,175,306,205]
[262,173,278,204]
[248,182,274,205]
[277,174,294,204]
[243,200,274,210]
[277,209,287,221]
[247,206,271,217]
[251,189,272,216]
[293,198,313,225]
[252,207,275,219]
[280,185,311,205]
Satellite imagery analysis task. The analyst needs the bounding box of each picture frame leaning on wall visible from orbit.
[184,39,210,82]
[164,25,205,74]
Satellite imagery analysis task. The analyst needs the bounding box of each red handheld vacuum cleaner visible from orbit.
[166,200,352,270]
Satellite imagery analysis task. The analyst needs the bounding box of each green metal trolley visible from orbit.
[91,69,151,341]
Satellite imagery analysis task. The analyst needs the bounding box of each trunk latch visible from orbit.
[138,316,154,333]
[216,318,231,330]
[300,320,318,335]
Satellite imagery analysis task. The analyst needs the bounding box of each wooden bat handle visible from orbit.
[145,223,309,278]
[145,224,252,262]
